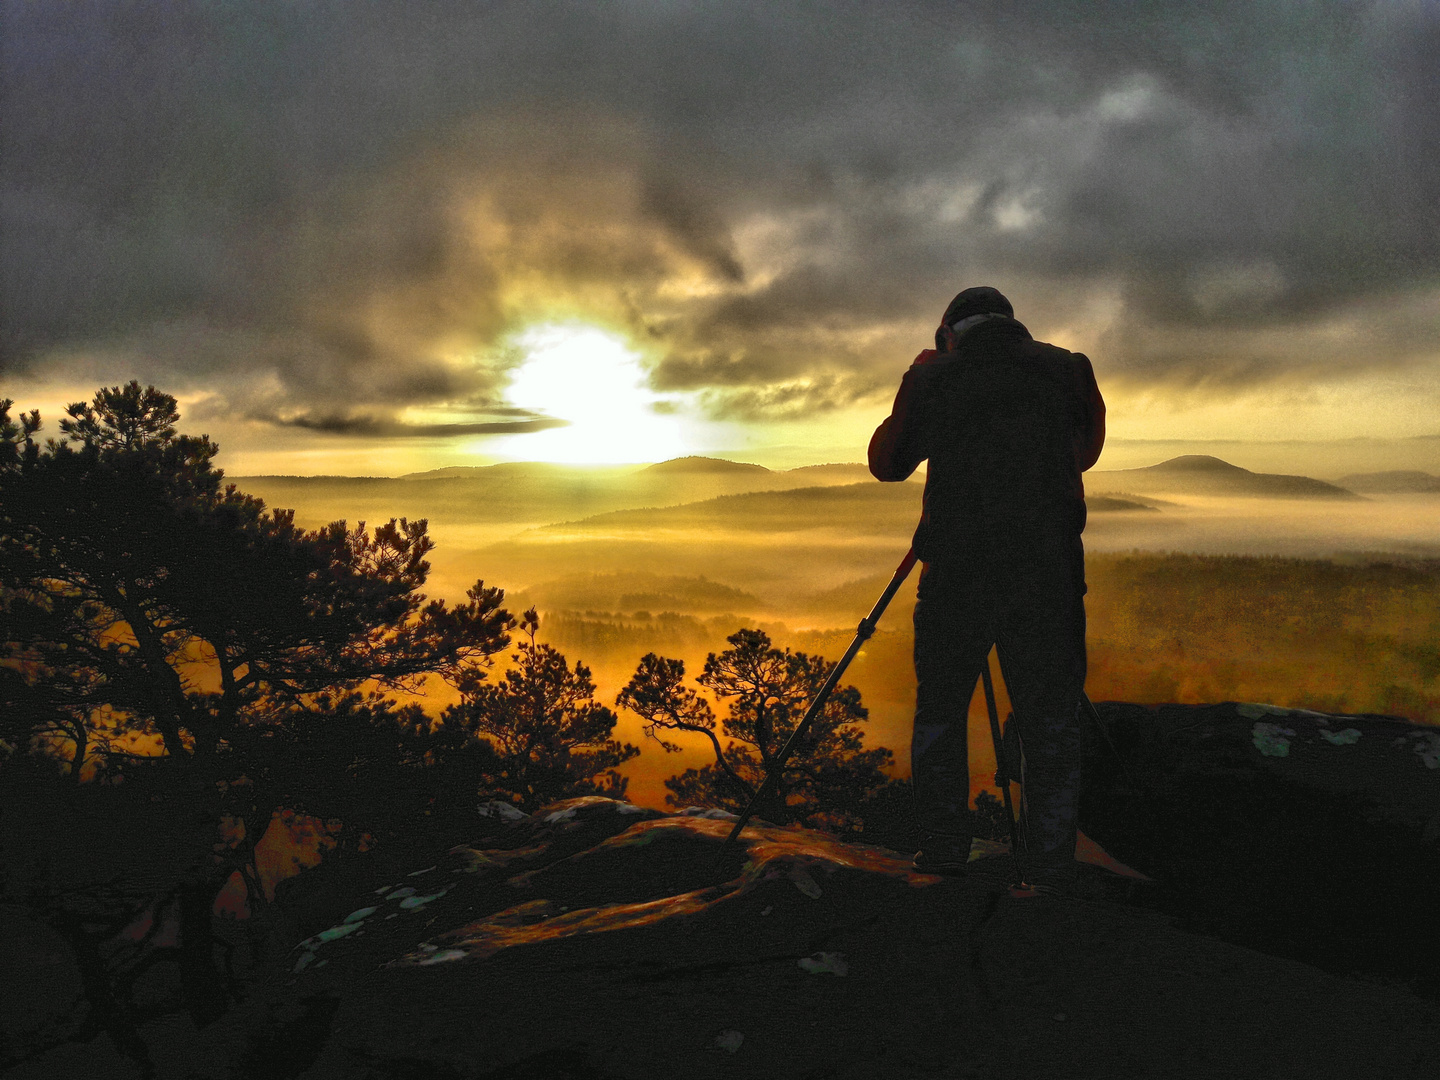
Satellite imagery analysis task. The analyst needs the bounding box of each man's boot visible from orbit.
[909,716,973,876]
[1017,709,1083,892]
[912,829,973,877]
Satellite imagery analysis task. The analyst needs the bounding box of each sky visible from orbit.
[3,1,1439,475]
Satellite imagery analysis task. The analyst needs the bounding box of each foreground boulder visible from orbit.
[26,794,1424,1080]
[1080,701,1440,989]
[9,701,1440,1080]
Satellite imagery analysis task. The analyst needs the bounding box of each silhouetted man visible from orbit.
[869,286,1105,888]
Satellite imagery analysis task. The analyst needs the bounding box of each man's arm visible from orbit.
[868,358,933,481]
[1075,353,1105,471]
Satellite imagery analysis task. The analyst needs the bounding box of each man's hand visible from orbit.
[912,348,939,366]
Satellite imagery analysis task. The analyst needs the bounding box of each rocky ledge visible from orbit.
[10,702,1440,1080]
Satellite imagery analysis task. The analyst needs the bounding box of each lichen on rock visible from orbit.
[1251,721,1297,757]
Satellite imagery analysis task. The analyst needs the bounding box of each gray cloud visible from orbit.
[3,0,1437,427]
[268,413,569,438]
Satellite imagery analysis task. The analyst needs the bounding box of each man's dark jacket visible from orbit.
[868,317,1105,596]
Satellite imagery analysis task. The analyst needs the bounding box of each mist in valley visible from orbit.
[233,457,1440,812]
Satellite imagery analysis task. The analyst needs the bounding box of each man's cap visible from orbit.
[941,286,1014,328]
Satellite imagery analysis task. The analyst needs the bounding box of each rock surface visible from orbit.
[9,791,1430,1079]
[8,701,1440,1079]
[1080,701,1440,989]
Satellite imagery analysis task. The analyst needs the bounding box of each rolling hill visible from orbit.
[231,458,910,528]
[1338,470,1440,493]
[507,571,769,615]
[637,455,769,475]
[1089,455,1362,500]
[540,481,923,536]
[539,483,1159,536]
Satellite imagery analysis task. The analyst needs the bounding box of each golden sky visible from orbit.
[4,3,1439,478]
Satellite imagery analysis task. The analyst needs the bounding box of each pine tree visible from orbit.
[443,609,640,810]
[618,628,897,832]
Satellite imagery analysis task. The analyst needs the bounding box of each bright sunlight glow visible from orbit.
[490,324,696,464]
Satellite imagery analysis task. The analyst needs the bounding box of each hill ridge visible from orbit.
[1092,456,1360,500]
[1145,454,1250,473]
[640,456,770,474]
[1339,470,1440,493]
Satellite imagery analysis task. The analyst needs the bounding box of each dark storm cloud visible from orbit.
[268,413,569,438]
[3,0,1437,425]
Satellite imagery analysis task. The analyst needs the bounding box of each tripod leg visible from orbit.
[981,654,1027,887]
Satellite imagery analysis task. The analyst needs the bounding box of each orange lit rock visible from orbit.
[220,794,1440,1080]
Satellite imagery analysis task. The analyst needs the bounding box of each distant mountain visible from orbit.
[1338,470,1440,494]
[1087,495,1160,512]
[231,458,1156,540]
[509,571,768,615]
[783,463,877,483]
[541,481,922,536]
[640,456,770,474]
[1090,455,1361,500]
[395,462,626,481]
[231,459,893,529]
[1146,455,1249,473]
[541,481,1166,540]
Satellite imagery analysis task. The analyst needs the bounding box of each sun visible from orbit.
[490,324,697,464]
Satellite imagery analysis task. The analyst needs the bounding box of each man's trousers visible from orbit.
[910,560,1088,873]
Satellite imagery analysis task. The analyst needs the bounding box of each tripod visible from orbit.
[979,656,1029,888]
[718,545,1109,890]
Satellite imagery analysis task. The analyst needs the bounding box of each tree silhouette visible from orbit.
[1,385,513,786]
[972,789,1011,842]
[441,610,640,810]
[250,690,507,860]
[0,385,516,1032]
[618,628,896,832]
